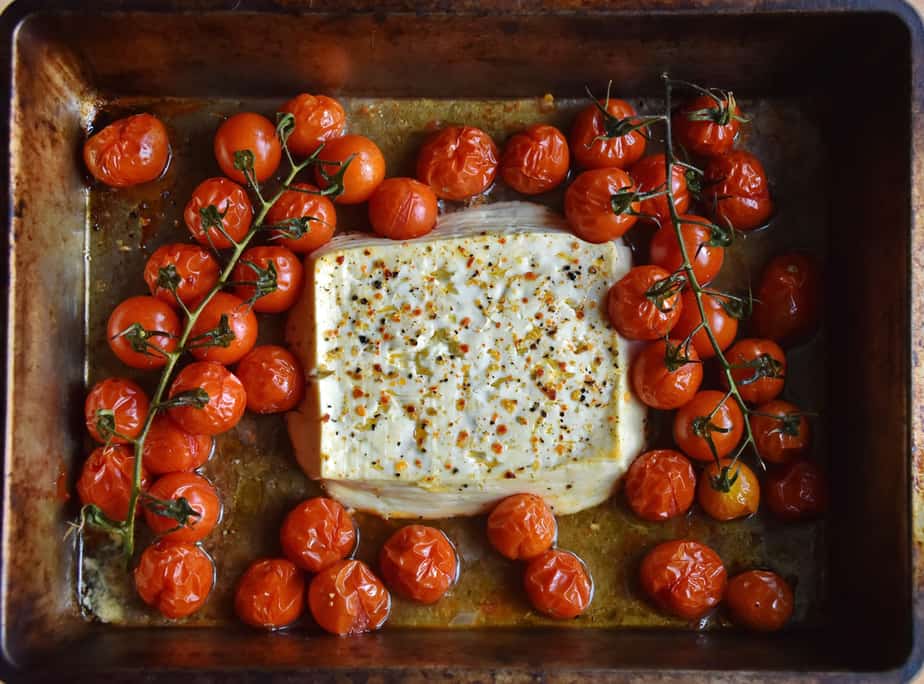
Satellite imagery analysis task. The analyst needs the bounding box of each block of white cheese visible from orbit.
[286,201,645,518]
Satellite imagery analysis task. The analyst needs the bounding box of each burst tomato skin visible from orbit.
[752,253,821,347]
[235,558,306,629]
[235,345,305,414]
[143,472,221,543]
[631,339,703,410]
[142,414,213,475]
[607,265,683,340]
[672,95,742,158]
[315,135,386,204]
[726,570,794,632]
[84,377,149,444]
[107,296,180,370]
[184,177,253,249]
[704,150,773,231]
[265,182,337,253]
[697,459,760,522]
[500,124,570,195]
[750,400,811,465]
[77,445,149,521]
[673,390,744,462]
[167,361,247,436]
[487,493,557,561]
[725,338,786,404]
[624,449,696,522]
[368,177,439,240]
[232,246,304,314]
[670,290,738,360]
[280,94,346,156]
[765,460,827,522]
[144,243,220,308]
[134,540,215,619]
[308,559,391,636]
[650,215,725,285]
[188,292,258,365]
[214,112,281,184]
[639,540,727,620]
[570,99,647,170]
[416,126,499,201]
[84,113,170,187]
[379,525,458,604]
[524,550,593,619]
[280,498,357,573]
[629,154,690,222]
[565,168,639,243]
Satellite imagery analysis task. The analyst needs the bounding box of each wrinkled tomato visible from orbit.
[308,559,391,635]
[607,265,683,341]
[143,471,221,543]
[368,177,439,240]
[565,167,639,243]
[379,524,458,604]
[650,214,725,285]
[84,377,149,444]
[750,400,812,465]
[144,243,220,308]
[235,557,306,629]
[134,539,215,619]
[232,246,304,314]
[631,339,703,410]
[107,296,180,370]
[629,154,690,222]
[752,253,821,347]
[83,113,170,187]
[77,444,149,521]
[280,497,356,573]
[416,126,498,201]
[672,94,743,158]
[639,539,726,620]
[524,550,593,619]
[725,338,786,405]
[765,460,827,522]
[235,345,305,414]
[141,414,213,475]
[624,449,696,522]
[167,361,247,436]
[184,177,253,249]
[280,93,346,156]
[486,493,557,561]
[500,124,570,195]
[570,98,647,170]
[703,150,773,231]
[188,292,258,365]
[726,570,794,632]
[670,290,738,360]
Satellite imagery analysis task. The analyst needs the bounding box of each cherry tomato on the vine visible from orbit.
[500,123,570,195]
[631,339,703,410]
[565,167,639,243]
[487,493,557,561]
[107,296,180,370]
[315,134,386,205]
[672,93,743,158]
[143,471,221,543]
[607,265,683,341]
[726,570,794,632]
[752,253,821,347]
[670,290,739,360]
[142,414,213,475]
[624,449,696,522]
[704,150,773,231]
[570,98,647,170]
[280,497,356,573]
[308,559,391,636]
[697,459,760,522]
[188,292,258,365]
[235,558,306,630]
[83,113,170,187]
[184,177,253,249]
[368,177,439,240]
[235,345,305,414]
[379,525,458,604]
[650,214,726,285]
[629,154,690,222]
[673,390,744,462]
[232,246,304,314]
[134,539,215,619]
[265,182,337,253]
[280,93,346,157]
[167,361,247,436]
[750,400,811,465]
[214,112,281,184]
[725,338,786,405]
[523,549,593,619]
[144,243,220,308]
[416,126,499,201]
[84,377,149,444]
[77,444,149,521]
[765,460,827,522]
[639,539,727,620]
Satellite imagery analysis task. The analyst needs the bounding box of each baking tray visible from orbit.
[1,0,923,681]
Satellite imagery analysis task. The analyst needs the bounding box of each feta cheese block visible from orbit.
[286,201,646,518]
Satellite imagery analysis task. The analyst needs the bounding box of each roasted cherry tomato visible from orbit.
[368,177,439,240]
[765,460,827,522]
[524,549,593,619]
[570,98,647,170]
[144,472,221,543]
[265,182,337,253]
[416,126,499,201]
[232,246,304,314]
[308,559,391,636]
[650,214,725,285]
[726,570,794,632]
[565,168,639,243]
[184,177,253,249]
[670,290,738,360]
[167,361,247,436]
[214,112,281,184]
[235,557,306,629]
[379,525,458,604]
[77,444,149,521]
[629,154,690,222]
[624,449,696,522]
[315,134,386,204]
[607,265,683,340]
[704,150,773,231]
[142,414,213,475]
[188,292,258,365]
[134,539,215,619]
[144,243,220,308]
[725,338,786,405]
[672,93,743,158]
[673,390,744,462]
[235,345,305,414]
[84,377,149,444]
[487,493,557,561]
[107,296,180,370]
[631,339,703,410]
[750,400,811,465]
[280,497,356,573]
[752,253,821,347]
[500,123,570,195]
[83,113,170,187]
[280,93,346,156]
[697,459,760,522]
[639,540,727,620]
